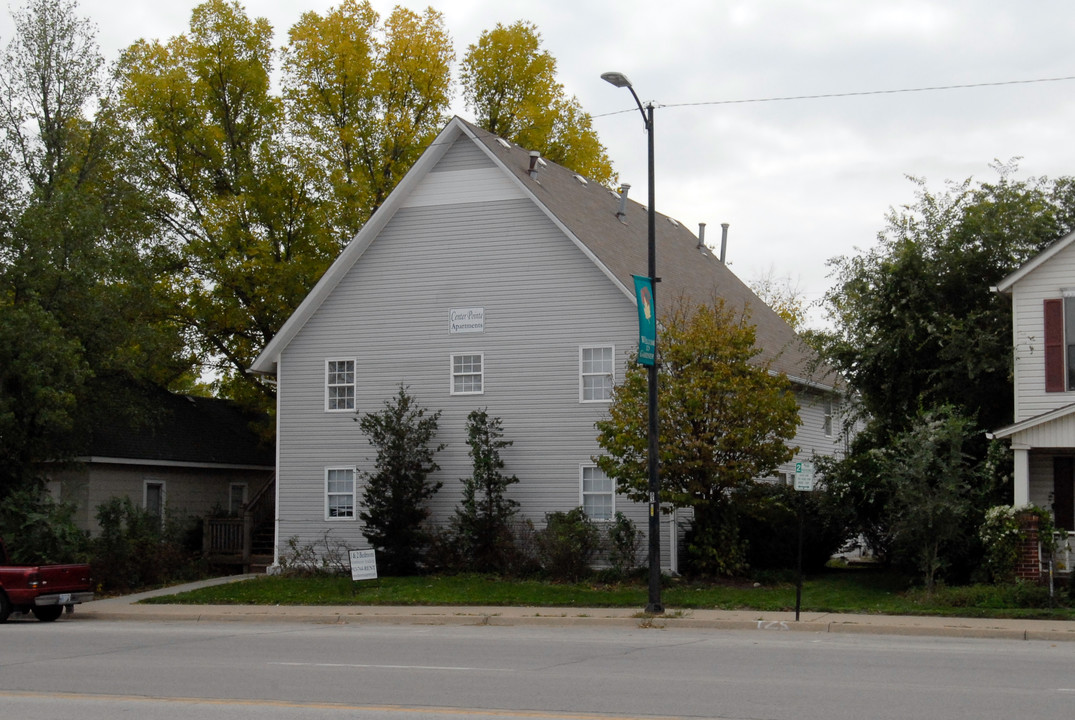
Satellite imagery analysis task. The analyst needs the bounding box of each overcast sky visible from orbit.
[4,0,1074,326]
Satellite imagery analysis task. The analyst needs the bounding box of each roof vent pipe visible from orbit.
[528,151,540,179]
[697,222,706,249]
[616,184,631,218]
[720,222,730,263]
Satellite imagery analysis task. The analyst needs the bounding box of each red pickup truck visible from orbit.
[0,537,94,622]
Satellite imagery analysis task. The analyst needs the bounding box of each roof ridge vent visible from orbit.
[616,183,631,219]
[573,174,588,185]
[496,138,511,148]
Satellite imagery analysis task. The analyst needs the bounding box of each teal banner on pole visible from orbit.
[633,275,656,366]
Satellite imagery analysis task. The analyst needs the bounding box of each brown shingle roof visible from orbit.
[460,119,839,389]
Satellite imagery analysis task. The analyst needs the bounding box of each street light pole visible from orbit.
[602,71,663,614]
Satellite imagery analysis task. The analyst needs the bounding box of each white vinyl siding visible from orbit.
[272,137,658,563]
[450,353,484,395]
[325,468,356,520]
[325,359,356,412]
[1010,242,1075,420]
[581,465,614,521]
[580,345,614,402]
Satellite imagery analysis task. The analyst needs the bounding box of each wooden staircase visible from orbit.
[203,475,275,573]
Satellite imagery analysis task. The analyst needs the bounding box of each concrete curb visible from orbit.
[61,575,1075,642]
[69,604,1075,641]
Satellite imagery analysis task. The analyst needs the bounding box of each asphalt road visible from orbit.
[2,618,1074,719]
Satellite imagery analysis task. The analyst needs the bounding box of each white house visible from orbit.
[250,117,848,571]
[992,231,1075,547]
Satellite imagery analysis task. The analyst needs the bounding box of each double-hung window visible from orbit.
[580,345,614,402]
[326,468,356,519]
[581,465,614,521]
[451,353,484,395]
[326,359,356,411]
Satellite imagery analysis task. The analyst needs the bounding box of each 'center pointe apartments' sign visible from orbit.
[449,307,484,334]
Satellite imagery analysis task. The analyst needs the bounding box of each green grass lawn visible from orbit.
[141,569,1075,620]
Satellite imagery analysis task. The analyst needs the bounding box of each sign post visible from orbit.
[793,462,815,621]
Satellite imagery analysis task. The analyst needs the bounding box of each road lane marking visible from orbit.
[270,661,515,671]
[0,690,685,719]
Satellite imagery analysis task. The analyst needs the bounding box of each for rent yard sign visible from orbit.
[349,549,378,581]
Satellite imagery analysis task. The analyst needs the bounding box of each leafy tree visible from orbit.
[283,0,453,239]
[0,0,188,495]
[821,163,1075,437]
[116,0,337,411]
[749,267,807,331]
[596,299,801,576]
[879,406,982,592]
[461,21,614,185]
[817,164,1075,576]
[452,409,519,573]
[357,385,444,575]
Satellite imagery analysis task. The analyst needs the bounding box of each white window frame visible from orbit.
[580,464,615,521]
[325,358,356,412]
[325,467,357,520]
[143,479,166,519]
[450,352,484,395]
[579,345,615,403]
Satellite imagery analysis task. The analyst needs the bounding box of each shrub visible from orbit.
[277,533,353,577]
[356,385,444,575]
[604,512,642,578]
[536,508,600,582]
[682,500,749,578]
[980,504,1063,584]
[451,410,520,574]
[736,481,851,573]
[0,484,87,564]
[90,497,200,592]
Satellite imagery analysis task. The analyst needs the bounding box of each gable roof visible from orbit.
[252,117,839,391]
[989,400,1075,440]
[79,386,274,468]
[995,228,1075,294]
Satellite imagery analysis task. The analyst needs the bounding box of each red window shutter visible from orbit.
[1044,298,1065,392]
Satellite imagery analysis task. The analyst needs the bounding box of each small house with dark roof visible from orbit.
[251,117,848,571]
[48,387,274,537]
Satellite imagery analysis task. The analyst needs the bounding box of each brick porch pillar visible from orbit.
[1015,512,1042,582]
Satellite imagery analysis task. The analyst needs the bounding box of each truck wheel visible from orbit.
[31,605,63,622]
[0,593,10,623]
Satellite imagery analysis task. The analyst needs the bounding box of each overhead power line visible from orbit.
[595,75,1075,117]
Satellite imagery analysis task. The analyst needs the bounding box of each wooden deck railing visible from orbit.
[203,475,275,572]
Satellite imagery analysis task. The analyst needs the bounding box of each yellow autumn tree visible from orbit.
[461,20,614,185]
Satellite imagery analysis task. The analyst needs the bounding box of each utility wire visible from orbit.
[594,75,1075,117]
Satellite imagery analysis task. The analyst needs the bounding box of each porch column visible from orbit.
[1013,445,1030,506]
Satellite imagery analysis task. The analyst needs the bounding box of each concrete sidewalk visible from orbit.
[70,574,1075,642]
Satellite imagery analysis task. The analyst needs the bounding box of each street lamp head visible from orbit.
[601,71,633,89]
